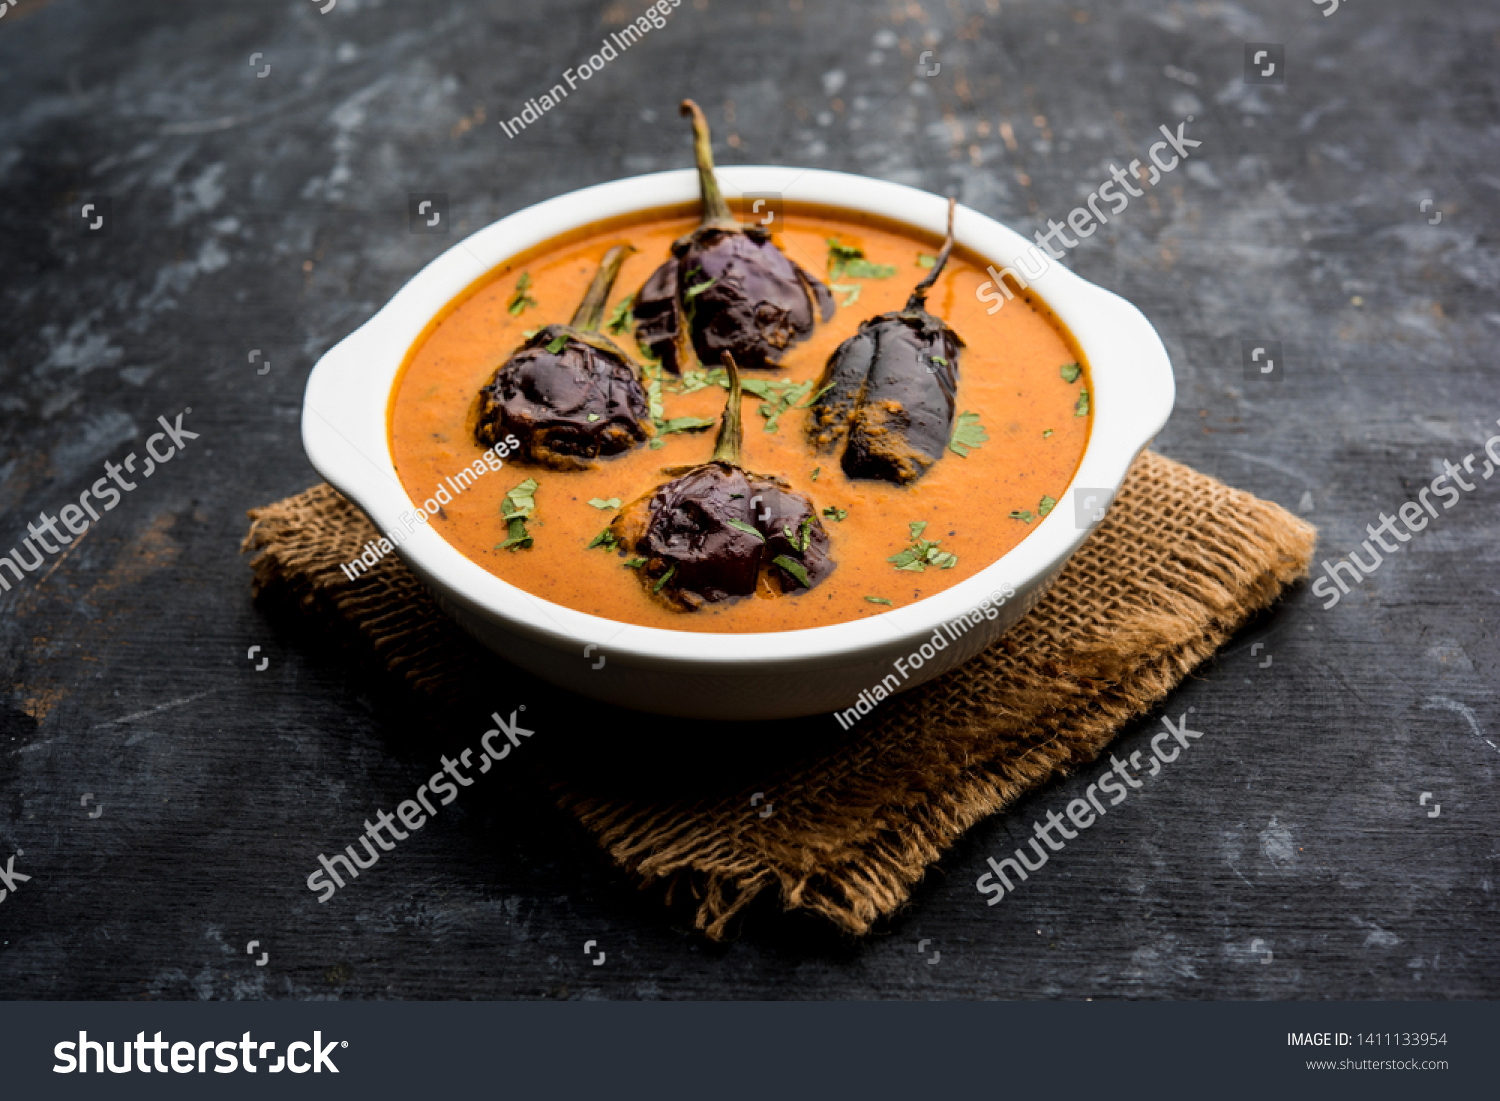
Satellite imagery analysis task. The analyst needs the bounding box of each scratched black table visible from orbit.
[2,0,1496,1000]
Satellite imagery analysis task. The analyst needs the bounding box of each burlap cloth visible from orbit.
[241,450,1315,938]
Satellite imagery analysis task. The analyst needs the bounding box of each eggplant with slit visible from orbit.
[805,197,965,486]
[632,100,835,374]
[606,353,834,611]
[476,244,651,470]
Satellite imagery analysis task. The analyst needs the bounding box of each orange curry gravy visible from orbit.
[389,201,1091,633]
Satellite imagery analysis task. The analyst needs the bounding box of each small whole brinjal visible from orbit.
[475,244,651,470]
[632,100,835,374]
[607,353,834,611]
[806,197,965,485]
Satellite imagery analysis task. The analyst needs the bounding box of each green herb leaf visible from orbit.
[623,557,646,569]
[588,528,620,551]
[826,237,896,281]
[726,519,764,542]
[1060,362,1081,384]
[844,258,897,279]
[507,272,538,316]
[773,555,812,588]
[1038,495,1057,518]
[888,520,957,573]
[499,477,538,550]
[545,333,568,354]
[822,506,848,522]
[606,292,637,334]
[1075,389,1090,417]
[930,355,948,367]
[1042,428,1054,438]
[657,415,716,435]
[522,328,540,339]
[916,252,937,269]
[800,383,836,409]
[830,281,862,307]
[586,412,600,422]
[948,411,988,457]
[684,274,719,299]
[652,564,676,593]
[865,596,894,605]
[588,498,622,510]
[1009,509,1034,524]
[811,467,821,481]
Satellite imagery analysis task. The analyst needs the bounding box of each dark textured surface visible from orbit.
[2,0,1497,999]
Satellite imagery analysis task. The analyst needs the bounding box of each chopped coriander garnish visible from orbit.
[522,328,540,339]
[826,237,897,281]
[588,498,622,510]
[830,281,862,307]
[1042,428,1054,438]
[657,415,716,436]
[545,333,568,353]
[1038,495,1057,518]
[1060,362,1081,383]
[822,506,848,522]
[1075,389,1090,417]
[916,252,937,269]
[781,516,814,553]
[507,272,538,315]
[761,379,815,433]
[606,292,636,334]
[726,519,764,542]
[811,466,821,481]
[930,355,948,367]
[773,555,812,588]
[623,557,646,569]
[887,520,958,572]
[499,477,539,550]
[587,527,620,551]
[652,564,676,593]
[684,271,719,298]
[948,411,989,457]
[865,596,894,605]
[1009,509,1034,524]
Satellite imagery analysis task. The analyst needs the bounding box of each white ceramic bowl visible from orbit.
[302,167,1174,720]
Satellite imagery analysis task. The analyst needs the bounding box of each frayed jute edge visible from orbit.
[547,462,1317,939]
[241,454,1317,940]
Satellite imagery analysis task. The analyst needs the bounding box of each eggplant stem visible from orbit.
[681,99,736,230]
[570,243,636,330]
[907,196,957,310]
[711,351,744,465]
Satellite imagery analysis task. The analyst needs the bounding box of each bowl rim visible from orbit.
[302,166,1174,672]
